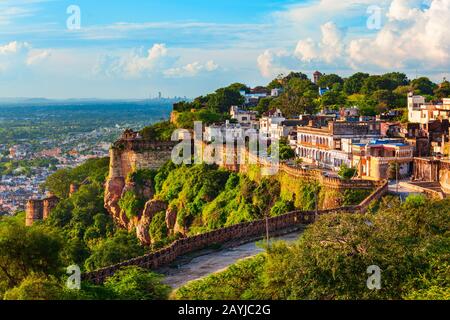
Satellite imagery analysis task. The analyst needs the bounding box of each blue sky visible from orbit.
[0,0,449,99]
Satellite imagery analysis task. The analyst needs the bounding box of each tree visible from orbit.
[254,97,272,115]
[434,80,450,99]
[140,121,176,141]
[173,197,450,300]
[84,231,145,272]
[361,75,396,94]
[42,157,109,199]
[371,90,396,112]
[320,90,346,109]
[338,164,356,180]
[0,221,64,293]
[207,87,244,113]
[270,200,294,217]
[382,72,409,89]
[118,190,146,219]
[317,74,344,89]
[277,78,319,116]
[104,267,170,300]
[252,178,281,216]
[3,275,67,300]
[411,77,437,95]
[269,139,295,161]
[343,72,370,95]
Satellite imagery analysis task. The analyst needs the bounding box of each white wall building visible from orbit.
[408,93,450,124]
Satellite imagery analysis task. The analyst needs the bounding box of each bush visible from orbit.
[338,164,357,180]
[118,191,146,219]
[140,121,176,141]
[270,200,294,217]
[104,267,170,300]
[149,211,168,245]
[3,276,67,300]
[84,231,145,272]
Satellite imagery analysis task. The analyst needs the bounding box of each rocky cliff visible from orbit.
[104,130,176,245]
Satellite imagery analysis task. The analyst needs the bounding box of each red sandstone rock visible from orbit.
[165,206,177,235]
[104,176,127,228]
[136,199,168,245]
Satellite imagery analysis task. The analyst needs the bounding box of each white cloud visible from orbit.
[164,60,219,78]
[93,43,220,79]
[348,0,450,69]
[0,41,30,54]
[259,0,450,76]
[0,41,50,73]
[294,22,344,64]
[387,0,423,21]
[26,49,51,65]
[92,43,174,78]
[257,49,292,78]
[125,43,170,77]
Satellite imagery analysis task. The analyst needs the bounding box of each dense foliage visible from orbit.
[173,72,449,121]
[42,157,110,199]
[0,157,170,300]
[140,121,177,141]
[174,196,450,300]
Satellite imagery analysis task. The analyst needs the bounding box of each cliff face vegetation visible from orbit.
[173,196,450,300]
[104,152,372,246]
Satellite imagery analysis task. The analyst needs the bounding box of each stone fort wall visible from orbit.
[83,180,389,284]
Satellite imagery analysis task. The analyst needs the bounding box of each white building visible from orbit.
[230,106,257,124]
[204,121,258,143]
[408,93,450,124]
[259,109,285,138]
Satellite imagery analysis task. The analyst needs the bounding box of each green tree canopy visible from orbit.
[104,267,170,300]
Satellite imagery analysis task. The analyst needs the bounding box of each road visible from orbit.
[158,229,304,289]
[388,180,422,201]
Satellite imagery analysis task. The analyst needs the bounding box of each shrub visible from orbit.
[118,191,145,219]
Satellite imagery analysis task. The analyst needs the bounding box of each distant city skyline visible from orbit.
[0,0,449,99]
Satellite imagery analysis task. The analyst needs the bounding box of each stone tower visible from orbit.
[313,71,322,84]
[26,199,44,227]
[43,196,59,219]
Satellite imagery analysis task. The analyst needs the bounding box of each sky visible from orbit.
[0,0,449,99]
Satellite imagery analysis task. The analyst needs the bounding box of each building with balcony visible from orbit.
[296,121,382,170]
[352,139,414,180]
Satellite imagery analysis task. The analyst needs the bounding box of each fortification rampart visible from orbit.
[84,180,388,284]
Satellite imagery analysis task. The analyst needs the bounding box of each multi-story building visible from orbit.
[407,93,450,156]
[296,121,382,170]
[230,106,258,124]
[259,109,285,137]
[204,121,258,143]
[352,139,414,180]
[240,87,270,107]
[408,93,450,124]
